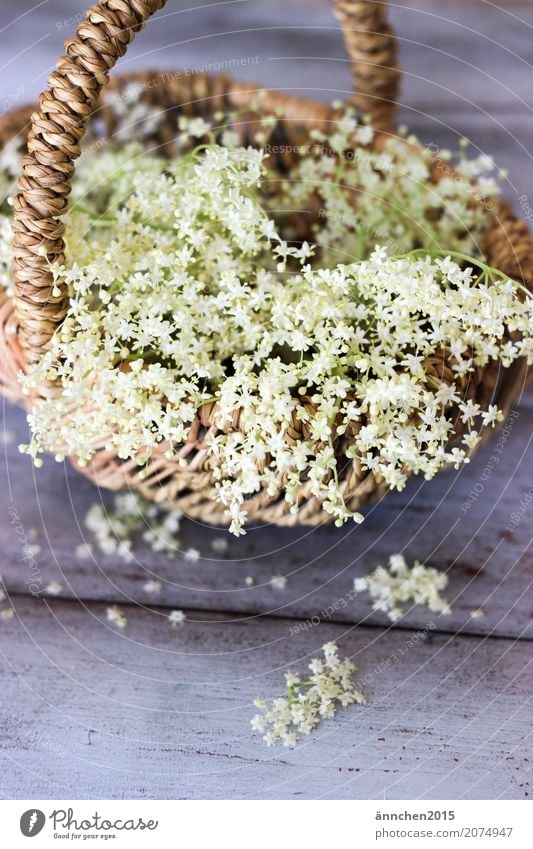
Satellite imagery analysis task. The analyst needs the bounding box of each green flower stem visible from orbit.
[287,679,314,705]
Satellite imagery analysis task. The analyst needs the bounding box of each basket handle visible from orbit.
[335,0,399,131]
[12,0,399,367]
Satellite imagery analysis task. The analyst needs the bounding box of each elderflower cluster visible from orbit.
[179,106,502,265]
[105,82,166,141]
[168,609,186,627]
[251,642,365,747]
[266,118,501,265]
[19,145,533,533]
[106,604,127,628]
[354,553,452,622]
[84,493,182,561]
[1,113,531,534]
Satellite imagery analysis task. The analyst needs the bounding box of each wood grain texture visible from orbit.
[1,390,532,638]
[0,0,532,801]
[1,595,532,800]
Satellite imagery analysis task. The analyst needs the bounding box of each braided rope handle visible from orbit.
[12,0,399,367]
[335,0,399,130]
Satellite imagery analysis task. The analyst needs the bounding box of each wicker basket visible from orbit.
[1,0,531,527]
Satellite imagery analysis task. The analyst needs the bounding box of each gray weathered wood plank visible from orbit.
[2,390,532,638]
[0,594,531,800]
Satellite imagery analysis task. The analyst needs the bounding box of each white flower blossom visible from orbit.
[142,579,162,595]
[168,609,186,627]
[354,553,451,622]
[44,581,63,596]
[106,604,127,628]
[251,642,365,747]
[83,494,183,559]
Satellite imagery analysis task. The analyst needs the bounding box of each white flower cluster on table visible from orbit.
[81,492,212,563]
[251,642,365,748]
[106,601,186,630]
[0,114,531,534]
[84,492,182,561]
[354,553,452,622]
[106,604,127,629]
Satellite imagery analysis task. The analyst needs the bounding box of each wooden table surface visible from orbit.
[1,0,532,800]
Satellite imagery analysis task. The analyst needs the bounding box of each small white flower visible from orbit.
[481,405,503,427]
[460,400,481,423]
[354,125,374,145]
[178,115,211,138]
[270,575,287,590]
[45,581,63,596]
[168,609,186,627]
[142,579,162,595]
[106,605,127,628]
[463,431,481,451]
[210,537,229,554]
[184,547,200,562]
